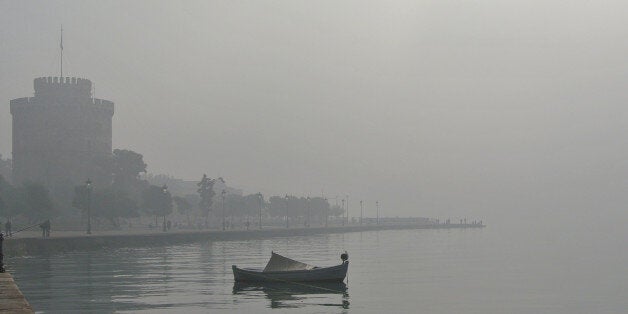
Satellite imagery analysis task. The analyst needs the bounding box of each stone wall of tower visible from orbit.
[10,77,114,203]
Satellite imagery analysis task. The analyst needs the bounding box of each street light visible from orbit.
[162,185,168,232]
[324,198,328,227]
[285,194,289,228]
[341,199,345,226]
[257,192,263,229]
[360,200,363,225]
[346,195,349,226]
[85,179,92,235]
[376,201,379,225]
[221,189,226,231]
[306,196,310,227]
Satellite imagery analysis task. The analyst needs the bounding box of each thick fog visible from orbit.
[2,0,628,229]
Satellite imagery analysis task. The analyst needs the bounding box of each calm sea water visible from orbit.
[8,224,627,313]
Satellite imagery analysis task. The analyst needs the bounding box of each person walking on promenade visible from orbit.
[40,221,46,238]
[4,219,10,237]
[40,220,51,238]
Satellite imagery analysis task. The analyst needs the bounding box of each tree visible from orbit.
[0,186,5,217]
[309,197,330,223]
[73,186,139,228]
[21,182,55,223]
[197,174,216,228]
[94,188,139,228]
[112,149,148,203]
[142,185,173,228]
[268,196,286,218]
[174,196,193,226]
[0,155,11,183]
[72,185,89,212]
[329,204,344,218]
[225,194,246,219]
[0,175,23,220]
[113,149,147,184]
[244,194,262,217]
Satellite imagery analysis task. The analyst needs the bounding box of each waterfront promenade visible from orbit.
[4,222,484,257]
[0,273,33,313]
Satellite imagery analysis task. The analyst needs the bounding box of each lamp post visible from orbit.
[221,189,226,231]
[360,200,363,225]
[346,195,349,226]
[162,185,168,232]
[324,198,328,227]
[376,201,380,225]
[86,179,92,235]
[257,192,263,229]
[285,195,289,228]
[306,196,310,227]
[341,199,345,226]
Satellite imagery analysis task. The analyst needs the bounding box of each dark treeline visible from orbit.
[0,175,55,224]
[0,154,10,180]
[0,149,345,231]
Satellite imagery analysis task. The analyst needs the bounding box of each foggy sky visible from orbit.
[2,0,628,226]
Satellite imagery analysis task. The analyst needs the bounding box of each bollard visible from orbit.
[0,232,5,273]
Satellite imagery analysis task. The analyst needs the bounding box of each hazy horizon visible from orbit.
[2,1,628,227]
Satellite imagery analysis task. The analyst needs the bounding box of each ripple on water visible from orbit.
[7,227,628,313]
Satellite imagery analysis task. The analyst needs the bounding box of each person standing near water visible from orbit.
[40,220,51,238]
[40,221,46,238]
[3,220,10,237]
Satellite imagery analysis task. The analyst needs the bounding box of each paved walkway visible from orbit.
[5,222,485,240]
[7,228,197,239]
[0,273,33,313]
[4,224,367,239]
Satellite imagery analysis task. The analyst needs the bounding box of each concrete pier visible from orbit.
[0,273,33,313]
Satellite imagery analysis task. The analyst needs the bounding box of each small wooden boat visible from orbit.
[232,251,349,283]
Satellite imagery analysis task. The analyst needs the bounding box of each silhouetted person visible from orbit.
[44,220,51,237]
[4,220,11,237]
[40,220,51,238]
[167,220,172,230]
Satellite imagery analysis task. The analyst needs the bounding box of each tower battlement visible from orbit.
[10,76,114,202]
[10,96,114,116]
[34,76,92,98]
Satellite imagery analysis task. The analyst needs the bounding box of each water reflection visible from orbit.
[233,282,349,309]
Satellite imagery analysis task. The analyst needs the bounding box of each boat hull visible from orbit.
[232,261,348,283]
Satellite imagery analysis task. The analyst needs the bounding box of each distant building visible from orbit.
[10,76,114,203]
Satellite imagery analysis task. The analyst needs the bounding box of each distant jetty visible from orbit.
[4,223,484,257]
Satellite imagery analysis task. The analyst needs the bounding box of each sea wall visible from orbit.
[4,224,484,257]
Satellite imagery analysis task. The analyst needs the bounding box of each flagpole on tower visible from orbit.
[60,25,63,78]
